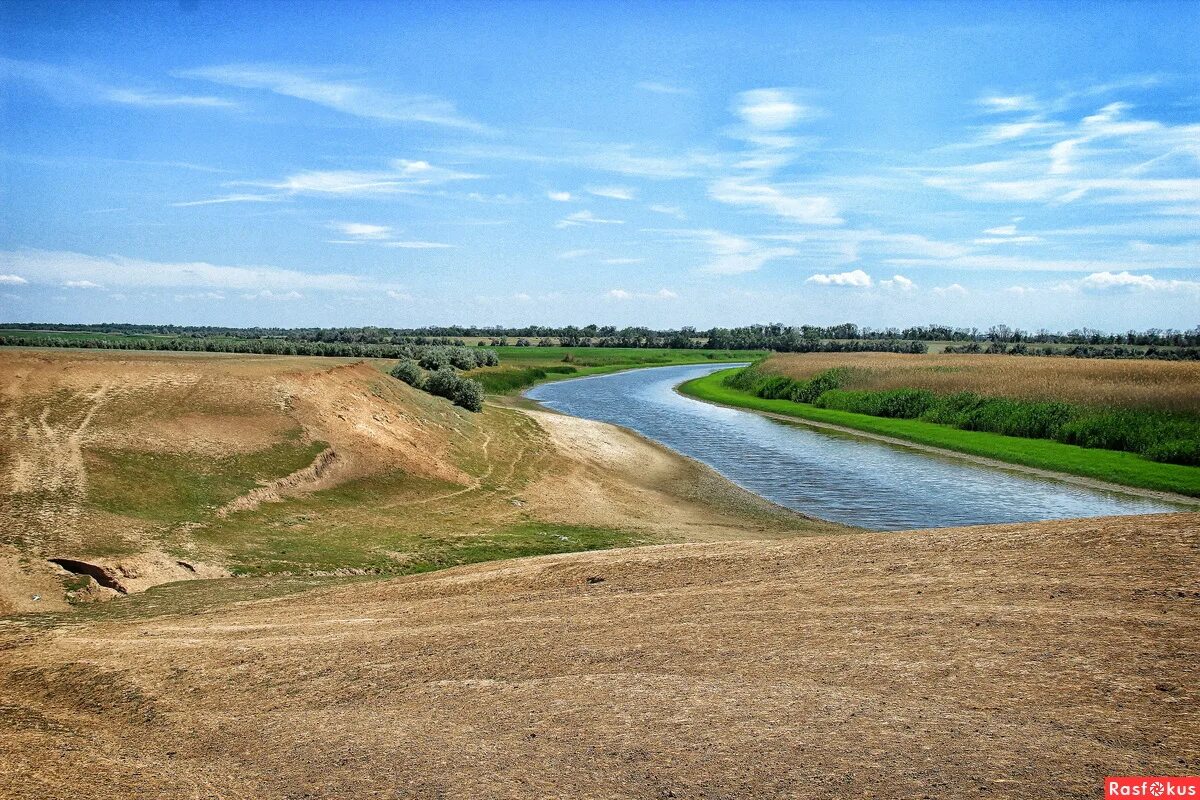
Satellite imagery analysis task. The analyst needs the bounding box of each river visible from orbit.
[526,363,1188,530]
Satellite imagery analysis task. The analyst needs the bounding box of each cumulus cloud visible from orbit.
[0,274,27,285]
[932,283,968,296]
[63,280,101,289]
[880,274,916,291]
[805,269,872,287]
[547,190,573,202]
[1075,271,1200,293]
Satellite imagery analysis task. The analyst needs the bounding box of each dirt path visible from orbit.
[681,387,1200,507]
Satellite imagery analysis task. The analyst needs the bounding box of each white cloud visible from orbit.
[927,100,1200,210]
[932,283,968,296]
[171,193,282,207]
[241,158,480,198]
[547,190,573,202]
[330,221,393,241]
[1075,271,1200,293]
[654,229,796,275]
[386,290,414,302]
[880,274,916,291]
[635,81,693,96]
[381,240,454,249]
[554,210,625,228]
[0,274,27,285]
[606,288,677,300]
[0,249,395,294]
[983,224,1019,236]
[179,64,486,131]
[805,269,872,287]
[587,185,636,201]
[735,88,818,130]
[63,280,101,289]
[709,177,842,225]
[443,142,720,179]
[557,249,597,260]
[101,88,234,108]
[1,57,236,110]
[602,257,644,265]
[648,204,686,219]
[174,291,225,301]
[241,289,303,301]
[977,94,1040,114]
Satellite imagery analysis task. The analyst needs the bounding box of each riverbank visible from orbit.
[679,368,1200,500]
[469,346,761,395]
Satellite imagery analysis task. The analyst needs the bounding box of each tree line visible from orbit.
[5,322,1198,348]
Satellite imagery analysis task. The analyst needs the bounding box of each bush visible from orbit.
[424,368,484,412]
[390,359,426,389]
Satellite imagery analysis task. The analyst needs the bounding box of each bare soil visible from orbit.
[0,512,1195,799]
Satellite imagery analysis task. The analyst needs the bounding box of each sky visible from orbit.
[1,0,1198,331]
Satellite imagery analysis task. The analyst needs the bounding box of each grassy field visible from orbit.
[680,368,1200,497]
[761,351,1200,414]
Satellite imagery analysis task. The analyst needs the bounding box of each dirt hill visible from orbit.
[0,511,1194,799]
[0,349,834,612]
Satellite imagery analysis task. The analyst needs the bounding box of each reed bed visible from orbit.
[762,352,1200,415]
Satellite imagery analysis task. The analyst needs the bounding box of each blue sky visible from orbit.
[1,0,1198,330]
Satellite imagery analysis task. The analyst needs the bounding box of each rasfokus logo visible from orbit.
[1107,777,1200,798]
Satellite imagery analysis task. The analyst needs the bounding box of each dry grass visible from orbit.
[762,352,1200,414]
[0,512,1195,799]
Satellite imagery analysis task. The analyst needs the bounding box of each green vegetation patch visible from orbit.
[681,369,1200,498]
[85,435,329,524]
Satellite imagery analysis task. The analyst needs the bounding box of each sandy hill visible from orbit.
[0,511,1195,798]
[0,349,833,612]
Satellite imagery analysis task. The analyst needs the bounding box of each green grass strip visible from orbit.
[679,369,1200,498]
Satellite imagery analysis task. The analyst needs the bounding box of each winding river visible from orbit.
[526,363,1189,530]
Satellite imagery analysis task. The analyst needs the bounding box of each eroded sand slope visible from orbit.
[0,512,1195,799]
[0,349,830,611]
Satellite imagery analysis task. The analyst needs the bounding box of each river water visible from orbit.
[526,363,1188,530]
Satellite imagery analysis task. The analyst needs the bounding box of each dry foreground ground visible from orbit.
[0,349,1196,798]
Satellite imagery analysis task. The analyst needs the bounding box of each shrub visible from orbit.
[390,359,426,389]
[425,368,485,412]
[451,377,484,412]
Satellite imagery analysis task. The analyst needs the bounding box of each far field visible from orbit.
[760,351,1200,414]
